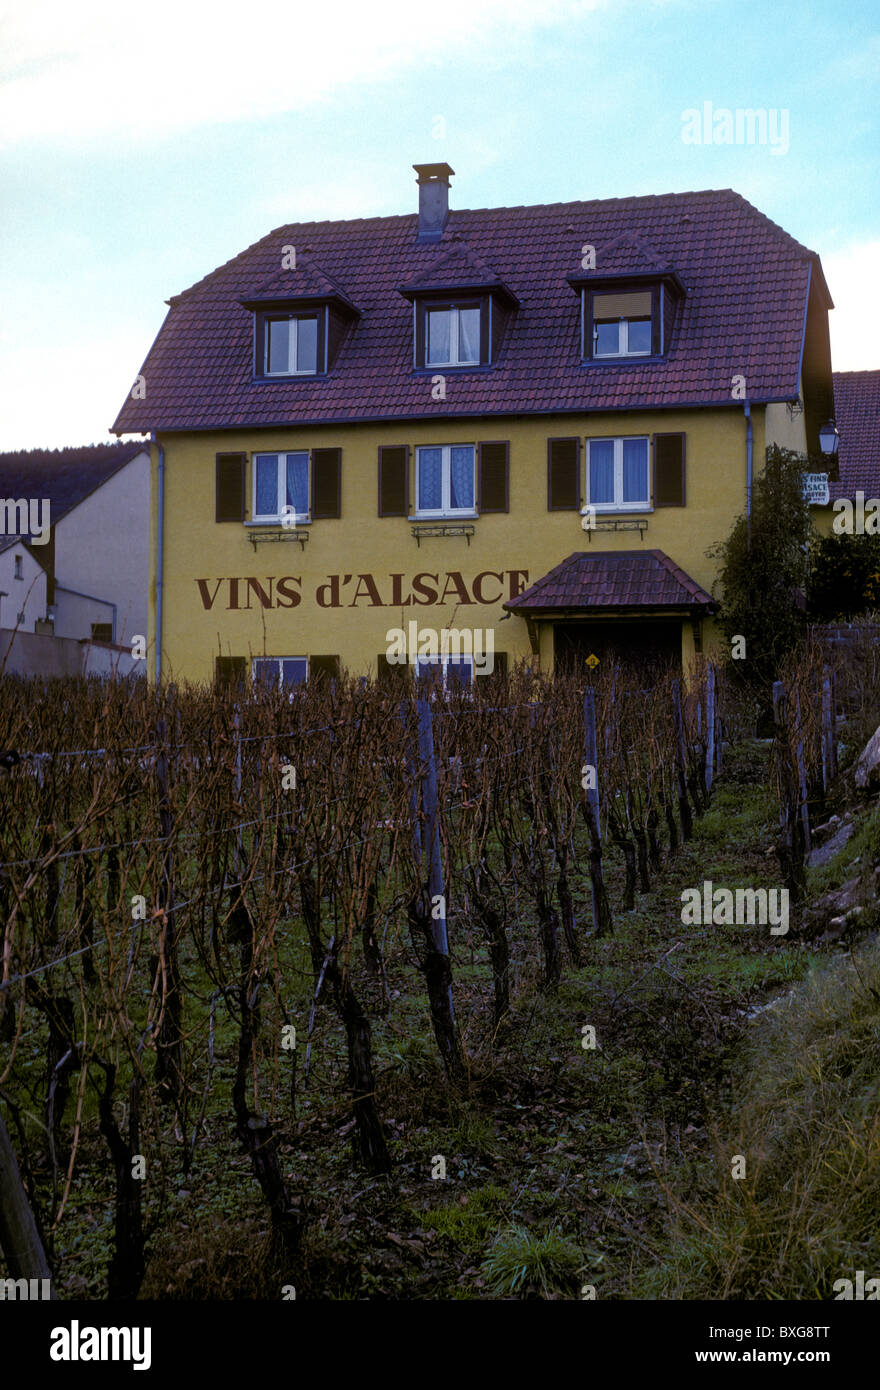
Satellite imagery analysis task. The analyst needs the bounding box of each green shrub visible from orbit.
[481,1223,583,1298]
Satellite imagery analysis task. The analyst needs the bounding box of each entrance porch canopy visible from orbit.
[503,549,718,647]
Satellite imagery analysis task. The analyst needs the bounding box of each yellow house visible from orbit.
[112,165,835,688]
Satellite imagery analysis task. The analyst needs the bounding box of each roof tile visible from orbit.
[829,370,880,500]
[504,549,717,612]
[112,190,824,434]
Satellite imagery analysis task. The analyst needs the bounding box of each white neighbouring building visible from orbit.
[0,441,150,677]
[0,536,48,633]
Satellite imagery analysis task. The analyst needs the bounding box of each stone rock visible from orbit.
[855,724,880,789]
[807,875,862,934]
[806,819,854,868]
[812,814,841,843]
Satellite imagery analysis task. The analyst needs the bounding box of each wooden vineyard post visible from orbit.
[830,667,838,778]
[0,1108,56,1297]
[672,680,693,841]
[772,681,806,902]
[705,663,716,795]
[404,697,464,1082]
[417,698,450,966]
[821,666,836,786]
[794,690,811,856]
[582,687,613,937]
[233,702,242,875]
[153,713,183,1107]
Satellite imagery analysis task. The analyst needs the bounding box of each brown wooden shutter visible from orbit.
[478,441,509,513]
[215,655,246,690]
[310,654,339,682]
[653,433,686,506]
[489,651,507,678]
[216,453,245,522]
[378,446,409,516]
[312,448,341,518]
[547,438,581,510]
[376,653,410,688]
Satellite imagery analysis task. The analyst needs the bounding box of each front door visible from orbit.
[554,619,682,674]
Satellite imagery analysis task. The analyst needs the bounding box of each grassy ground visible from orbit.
[6,739,877,1300]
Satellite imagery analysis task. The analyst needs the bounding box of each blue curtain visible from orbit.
[589,440,614,504]
[286,452,309,517]
[255,455,278,516]
[419,448,443,509]
[623,439,648,503]
[450,445,474,510]
[446,657,473,689]
[282,659,308,686]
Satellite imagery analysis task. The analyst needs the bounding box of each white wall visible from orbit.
[0,542,47,632]
[0,630,143,678]
[53,449,149,645]
[82,641,144,678]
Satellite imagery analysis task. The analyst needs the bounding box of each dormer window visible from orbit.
[263,312,321,376]
[587,290,657,359]
[413,297,491,369]
[426,303,481,366]
[592,291,654,357]
[399,248,519,372]
[567,240,684,365]
[240,262,361,382]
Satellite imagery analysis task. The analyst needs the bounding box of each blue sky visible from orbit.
[0,0,877,448]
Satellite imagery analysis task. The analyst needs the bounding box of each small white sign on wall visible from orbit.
[801,472,830,506]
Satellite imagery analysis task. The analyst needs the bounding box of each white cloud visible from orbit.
[823,240,880,372]
[0,329,156,450]
[0,0,605,149]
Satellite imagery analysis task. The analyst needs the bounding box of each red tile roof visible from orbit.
[829,370,880,500]
[398,238,506,293]
[112,189,829,435]
[239,254,360,313]
[572,229,674,278]
[504,549,717,613]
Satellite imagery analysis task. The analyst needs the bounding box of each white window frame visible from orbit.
[425,305,481,368]
[414,444,477,519]
[251,452,311,524]
[264,314,320,376]
[593,314,652,358]
[586,436,651,512]
[252,656,309,689]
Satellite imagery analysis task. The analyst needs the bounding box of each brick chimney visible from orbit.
[413,163,454,243]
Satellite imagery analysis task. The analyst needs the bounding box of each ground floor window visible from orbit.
[415,654,474,692]
[253,656,308,687]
